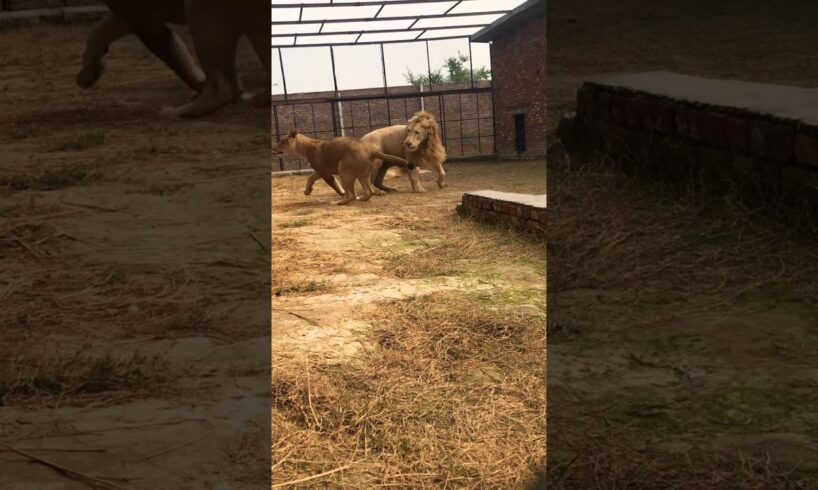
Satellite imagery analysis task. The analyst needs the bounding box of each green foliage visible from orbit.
[403,51,491,87]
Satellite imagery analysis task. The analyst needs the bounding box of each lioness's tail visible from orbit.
[371,151,415,170]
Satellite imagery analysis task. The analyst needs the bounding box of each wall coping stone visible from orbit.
[588,71,818,127]
[464,190,547,209]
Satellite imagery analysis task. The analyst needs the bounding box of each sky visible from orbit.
[270,0,528,95]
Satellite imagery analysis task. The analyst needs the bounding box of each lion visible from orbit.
[77,0,270,118]
[361,111,448,193]
[274,129,414,205]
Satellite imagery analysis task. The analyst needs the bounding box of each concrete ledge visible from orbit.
[558,72,818,216]
[270,169,313,178]
[457,190,546,236]
[0,5,107,29]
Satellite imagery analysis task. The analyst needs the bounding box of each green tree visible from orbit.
[403,68,444,87]
[403,51,491,87]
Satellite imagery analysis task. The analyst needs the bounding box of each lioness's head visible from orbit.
[404,111,440,152]
[276,129,299,155]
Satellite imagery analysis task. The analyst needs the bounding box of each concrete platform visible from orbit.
[558,72,818,217]
[457,190,546,235]
[592,71,818,125]
[0,5,107,29]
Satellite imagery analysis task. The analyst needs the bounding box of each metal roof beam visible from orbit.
[272,0,471,7]
[274,22,486,37]
[271,34,478,47]
[271,10,510,25]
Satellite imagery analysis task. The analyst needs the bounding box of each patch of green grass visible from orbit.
[473,287,545,309]
[1,164,102,191]
[280,220,310,228]
[45,131,107,152]
[693,379,817,431]
[513,257,546,275]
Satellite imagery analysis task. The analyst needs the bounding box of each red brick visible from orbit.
[767,124,795,163]
[489,13,546,158]
[639,98,674,133]
[610,93,629,126]
[724,116,751,154]
[684,109,707,142]
[795,130,818,167]
[530,209,540,222]
[674,106,690,137]
[577,85,594,117]
[703,112,729,149]
[624,96,643,129]
[749,120,768,157]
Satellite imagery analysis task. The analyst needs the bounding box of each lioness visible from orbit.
[78,0,270,118]
[275,129,414,205]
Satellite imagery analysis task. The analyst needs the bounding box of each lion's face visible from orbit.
[403,123,429,152]
[276,129,298,155]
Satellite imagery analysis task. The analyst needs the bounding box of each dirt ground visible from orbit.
[0,24,270,488]
[548,0,818,487]
[271,161,546,488]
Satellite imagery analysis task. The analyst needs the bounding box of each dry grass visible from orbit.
[548,0,818,485]
[0,23,270,486]
[0,163,104,191]
[548,151,818,323]
[271,161,546,488]
[383,213,544,280]
[0,348,169,407]
[273,278,331,297]
[272,292,545,489]
[549,426,814,490]
[547,151,818,486]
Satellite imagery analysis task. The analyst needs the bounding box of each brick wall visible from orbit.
[558,73,818,217]
[489,12,546,159]
[457,191,546,236]
[272,81,495,171]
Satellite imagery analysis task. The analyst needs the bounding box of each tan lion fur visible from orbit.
[275,130,411,205]
[362,110,448,193]
[78,0,270,118]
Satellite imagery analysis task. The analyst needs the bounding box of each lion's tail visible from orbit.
[371,151,415,170]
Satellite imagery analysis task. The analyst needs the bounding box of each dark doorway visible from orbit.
[514,113,527,153]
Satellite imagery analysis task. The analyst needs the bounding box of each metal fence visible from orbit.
[272,84,495,172]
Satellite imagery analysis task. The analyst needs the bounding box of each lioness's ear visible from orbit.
[288,129,298,138]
